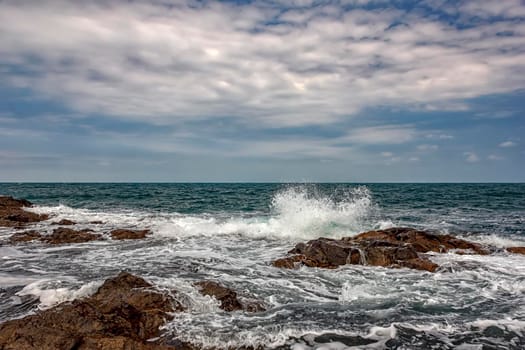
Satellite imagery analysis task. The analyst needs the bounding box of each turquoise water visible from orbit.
[1,183,525,349]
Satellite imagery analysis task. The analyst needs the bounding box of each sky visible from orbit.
[0,0,524,182]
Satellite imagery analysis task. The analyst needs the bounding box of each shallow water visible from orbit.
[1,183,524,349]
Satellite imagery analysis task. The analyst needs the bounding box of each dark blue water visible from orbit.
[1,183,525,349]
[2,183,524,235]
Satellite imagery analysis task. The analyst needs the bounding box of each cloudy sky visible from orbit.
[0,0,524,182]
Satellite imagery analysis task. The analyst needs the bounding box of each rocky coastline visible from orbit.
[1,195,525,349]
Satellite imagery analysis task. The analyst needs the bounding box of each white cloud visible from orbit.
[342,125,416,144]
[425,133,453,140]
[381,151,393,157]
[417,144,439,151]
[499,141,517,148]
[464,152,480,163]
[0,0,524,129]
[459,0,525,19]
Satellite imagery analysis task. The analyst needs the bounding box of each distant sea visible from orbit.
[1,183,525,349]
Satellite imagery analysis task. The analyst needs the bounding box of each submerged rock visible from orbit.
[507,247,525,255]
[51,219,76,226]
[0,272,181,350]
[42,227,102,244]
[195,281,266,312]
[272,227,498,272]
[110,229,151,240]
[9,230,42,243]
[0,196,48,228]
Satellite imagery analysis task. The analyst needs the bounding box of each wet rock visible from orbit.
[110,229,151,240]
[0,272,181,350]
[272,254,323,269]
[0,196,48,228]
[507,247,525,255]
[42,227,102,244]
[195,281,265,312]
[0,196,32,208]
[77,335,175,350]
[352,227,490,255]
[284,235,438,272]
[9,230,42,243]
[314,333,376,347]
[51,219,76,225]
[272,227,496,272]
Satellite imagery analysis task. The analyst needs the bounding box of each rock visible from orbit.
[272,227,495,272]
[352,227,490,255]
[507,247,525,255]
[314,333,376,347]
[51,219,76,225]
[110,229,151,240]
[0,272,181,350]
[195,281,265,312]
[0,196,32,208]
[272,254,322,269]
[42,227,102,244]
[9,230,42,243]
[0,196,48,228]
[285,235,438,272]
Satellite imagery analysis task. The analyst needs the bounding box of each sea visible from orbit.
[1,183,524,349]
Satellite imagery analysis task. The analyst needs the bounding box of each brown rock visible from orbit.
[43,227,102,244]
[0,272,180,350]
[272,254,323,269]
[0,196,32,208]
[0,196,48,228]
[195,281,265,312]
[353,227,489,255]
[110,229,151,240]
[195,281,243,311]
[51,219,76,225]
[78,335,176,350]
[9,230,42,243]
[289,238,356,268]
[272,227,490,272]
[507,247,525,255]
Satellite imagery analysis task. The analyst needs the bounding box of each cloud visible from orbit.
[425,133,453,140]
[342,125,416,145]
[0,0,524,129]
[417,144,439,151]
[381,151,393,157]
[464,152,480,163]
[458,0,525,19]
[499,141,517,148]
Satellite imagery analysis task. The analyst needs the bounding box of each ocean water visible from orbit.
[1,183,525,349]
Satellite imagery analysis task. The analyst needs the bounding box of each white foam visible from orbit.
[464,233,525,248]
[16,279,103,309]
[366,325,397,340]
[468,318,525,335]
[26,185,379,241]
[0,246,26,257]
[0,274,41,288]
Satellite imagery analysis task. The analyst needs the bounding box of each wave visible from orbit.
[27,185,387,241]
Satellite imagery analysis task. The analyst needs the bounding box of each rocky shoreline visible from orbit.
[1,195,525,349]
[0,271,265,350]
